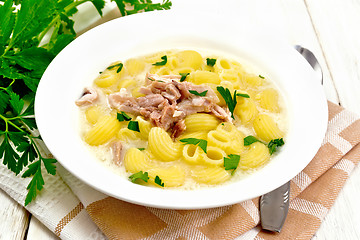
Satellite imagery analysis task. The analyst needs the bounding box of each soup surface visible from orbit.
[76,49,287,189]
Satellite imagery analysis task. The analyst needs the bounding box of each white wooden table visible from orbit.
[1,0,360,239]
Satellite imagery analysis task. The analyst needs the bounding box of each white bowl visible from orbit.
[35,11,328,209]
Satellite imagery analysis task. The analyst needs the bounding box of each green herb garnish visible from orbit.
[179,72,190,82]
[107,62,123,73]
[155,175,164,187]
[259,75,265,79]
[129,171,149,183]
[180,138,207,153]
[268,138,285,155]
[206,58,217,67]
[224,154,240,174]
[128,121,140,132]
[0,0,171,206]
[216,86,237,119]
[243,136,262,146]
[236,93,250,98]
[113,0,172,16]
[152,55,167,66]
[244,136,285,155]
[189,89,208,97]
[117,111,132,121]
[138,148,145,151]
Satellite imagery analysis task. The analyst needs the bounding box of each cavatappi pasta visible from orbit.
[77,49,288,189]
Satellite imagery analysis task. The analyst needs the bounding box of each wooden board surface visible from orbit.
[1,0,359,239]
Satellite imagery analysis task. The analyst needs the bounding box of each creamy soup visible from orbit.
[76,49,287,189]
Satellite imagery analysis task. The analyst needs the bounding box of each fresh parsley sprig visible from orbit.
[216,86,251,119]
[113,0,172,16]
[216,86,237,119]
[0,0,172,206]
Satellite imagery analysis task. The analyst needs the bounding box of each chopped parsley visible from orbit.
[259,75,265,79]
[137,148,145,151]
[155,176,165,187]
[206,58,217,67]
[127,121,140,132]
[107,62,123,73]
[224,154,240,174]
[268,138,285,155]
[189,89,208,97]
[180,138,208,153]
[117,111,132,122]
[180,72,190,82]
[152,55,167,66]
[243,136,262,146]
[236,93,250,98]
[216,86,237,119]
[244,136,285,155]
[129,171,149,183]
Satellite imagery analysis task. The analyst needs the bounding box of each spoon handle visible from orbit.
[260,181,290,232]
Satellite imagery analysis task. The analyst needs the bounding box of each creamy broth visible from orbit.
[77,49,288,189]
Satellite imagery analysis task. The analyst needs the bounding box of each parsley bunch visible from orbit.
[0,0,171,206]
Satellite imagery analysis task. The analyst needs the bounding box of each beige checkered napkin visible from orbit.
[78,101,360,240]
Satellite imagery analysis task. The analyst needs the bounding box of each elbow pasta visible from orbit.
[184,113,220,132]
[148,127,182,162]
[79,49,287,189]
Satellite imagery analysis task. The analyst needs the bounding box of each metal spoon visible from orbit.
[259,45,323,232]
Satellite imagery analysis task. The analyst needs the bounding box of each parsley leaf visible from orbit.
[155,175,164,187]
[180,138,207,153]
[117,111,132,121]
[107,62,123,73]
[129,171,149,183]
[224,154,240,174]
[243,136,262,146]
[112,0,172,16]
[236,93,250,98]
[128,121,140,132]
[216,86,237,119]
[152,55,167,66]
[259,75,265,79]
[244,136,285,155]
[137,148,145,151]
[206,58,217,67]
[268,138,285,155]
[179,72,189,82]
[189,89,208,97]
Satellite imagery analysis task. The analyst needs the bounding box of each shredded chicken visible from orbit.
[108,73,232,137]
[75,87,98,106]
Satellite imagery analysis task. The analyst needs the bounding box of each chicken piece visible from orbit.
[75,87,98,106]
